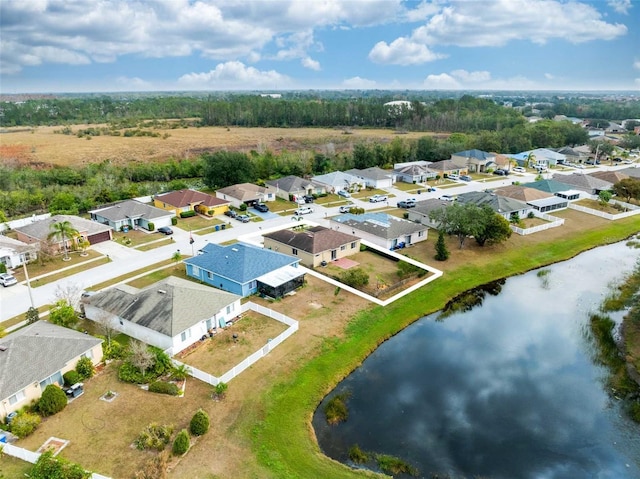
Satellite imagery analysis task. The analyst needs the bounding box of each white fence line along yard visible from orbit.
[172,301,298,387]
[1,443,112,479]
[511,213,565,236]
[568,200,640,220]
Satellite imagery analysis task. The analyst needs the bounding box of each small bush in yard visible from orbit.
[179,210,196,218]
[189,409,210,436]
[37,384,67,416]
[134,450,169,479]
[30,450,90,479]
[172,429,190,455]
[134,423,174,451]
[75,356,94,379]
[63,370,81,386]
[10,411,41,438]
[149,381,179,396]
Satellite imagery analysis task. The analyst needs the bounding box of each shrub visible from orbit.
[37,385,67,416]
[340,268,369,288]
[134,423,174,451]
[348,444,369,464]
[376,454,418,476]
[10,411,41,438]
[239,203,247,211]
[29,450,90,479]
[189,409,210,436]
[147,222,155,231]
[324,392,351,425]
[172,429,190,456]
[118,361,149,384]
[134,450,169,479]
[149,381,179,396]
[25,306,40,324]
[435,230,450,261]
[0,263,5,273]
[171,216,178,225]
[171,364,189,381]
[212,382,228,400]
[75,356,94,379]
[179,210,196,218]
[527,211,535,219]
[102,339,125,360]
[63,370,81,386]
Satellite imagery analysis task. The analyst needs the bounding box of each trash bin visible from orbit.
[122,225,129,232]
[6,411,18,425]
[221,224,226,230]
[215,225,220,231]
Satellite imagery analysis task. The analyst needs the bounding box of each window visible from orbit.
[40,371,63,390]
[181,329,191,342]
[82,350,93,360]
[418,231,425,238]
[351,242,356,249]
[207,271,213,280]
[292,248,298,255]
[119,319,123,325]
[341,245,346,251]
[226,303,236,314]
[192,265,200,276]
[9,390,26,406]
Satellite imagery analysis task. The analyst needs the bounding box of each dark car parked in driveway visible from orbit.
[157,226,173,235]
[397,200,416,208]
[493,169,509,176]
[303,195,314,203]
[253,203,269,212]
[224,209,237,218]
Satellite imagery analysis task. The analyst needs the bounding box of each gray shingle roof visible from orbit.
[345,167,393,181]
[331,213,427,239]
[89,200,171,222]
[0,236,36,254]
[412,199,456,215]
[184,242,298,284]
[452,149,495,160]
[264,226,359,254]
[265,175,316,193]
[457,191,528,214]
[0,321,102,401]
[14,214,112,241]
[494,185,554,202]
[85,277,240,337]
[216,183,268,201]
[551,173,612,192]
[428,159,462,172]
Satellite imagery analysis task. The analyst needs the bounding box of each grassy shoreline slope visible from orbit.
[251,218,640,479]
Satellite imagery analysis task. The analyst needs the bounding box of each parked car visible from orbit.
[337,190,351,198]
[447,174,460,181]
[397,200,416,208]
[493,169,508,176]
[253,203,269,212]
[157,226,173,235]
[512,167,526,173]
[0,273,18,287]
[224,209,237,218]
[369,194,388,203]
[81,290,96,298]
[440,195,456,202]
[427,187,436,192]
[236,214,251,223]
[459,175,472,182]
[303,195,315,203]
[295,206,314,215]
[339,204,354,213]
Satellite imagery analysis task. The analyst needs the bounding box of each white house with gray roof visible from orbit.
[312,171,364,194]
[0,321,103,420]
[345,167,395,188]
[83,277,242,355]
[89,199,174,232]
[0,235,38,270]
[329,212,428,250]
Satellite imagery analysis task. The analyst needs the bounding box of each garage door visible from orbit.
[88,231,112,245]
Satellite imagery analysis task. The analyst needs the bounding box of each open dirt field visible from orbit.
[0,125,428,167]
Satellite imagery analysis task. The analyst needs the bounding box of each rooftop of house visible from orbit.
[524,179,584,194]
[85,276,240,337]
[345,167,393,181]
[0,321,102,402]
[264,226,359,254]
[551,173,612,191]
[494,185,555,202]
[452,149,495,160]
[14,214,112,241]
[457,191,529,214]
[90,200,172,222]
[312,171,362,188]
[216,183,268,201]
[428,159,462,171]
[184,242,299,284]
[331,212,427,239]
[155,189,229,208]
[0,235,37,254]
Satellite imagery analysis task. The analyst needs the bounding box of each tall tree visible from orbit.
[474,207,512,246]
[47,220,79,261]
[612,178,640,203]
[429,203,484,249]
[202,151,256,189]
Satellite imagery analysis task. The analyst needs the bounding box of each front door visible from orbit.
[331,250,337,260]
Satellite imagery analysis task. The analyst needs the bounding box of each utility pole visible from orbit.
[22,255,35,309]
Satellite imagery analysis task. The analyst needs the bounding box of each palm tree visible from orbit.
[525,153,536,169]
[47,220,79,261]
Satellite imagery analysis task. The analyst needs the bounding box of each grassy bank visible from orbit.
[251,218,640,479]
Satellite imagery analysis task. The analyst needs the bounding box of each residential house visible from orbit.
[0,236,37,270]
[329,212,428,250]
[618,167,640,179]
[457,191,531,221]
[554,146,587,164]
[263,226,361,267]
[15,214,113,255]
[427,159,468,178]
[551,173,613,195]
[509,148,567,168]
[154,189,230,217]
[393,164,437,184]
[524,179,583,201]
[345,167,394,189]
[215,183,275,208]
[588,170,630,184]
[0,321,103,420]
[264,176,327,202]
[90,200,174,232]
[83,277,241,355]
[312,171,364,194]
[407,199,456,228]
[494,185,568,213]
[184,242,305,298]
[450,149,496,173]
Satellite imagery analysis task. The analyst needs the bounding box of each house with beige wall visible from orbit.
[154,189,230,216]
[263,226,361,267]
[0,321,103,420]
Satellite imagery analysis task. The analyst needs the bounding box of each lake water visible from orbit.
[313,242,640,479]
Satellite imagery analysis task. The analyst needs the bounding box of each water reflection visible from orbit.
[438,279,505,320]
[313,243,640,479]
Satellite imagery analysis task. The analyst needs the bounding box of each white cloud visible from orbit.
[301,57,321,71]
[115,76,152,90]
[423,70,541,90]
[607,0,632,14]
[343,76,377,89]
[423,73,460,89]
[633,60,640,70]
[369,38,445,65]
[402,1,441,22]
[450,69,491,82]
[177,61,289,90]
[544,73,555,80]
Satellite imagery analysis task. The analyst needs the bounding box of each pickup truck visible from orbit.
[369,194,388,203]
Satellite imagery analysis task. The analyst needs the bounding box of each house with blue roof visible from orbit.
[451,149,496,173]
[184,242,305,298]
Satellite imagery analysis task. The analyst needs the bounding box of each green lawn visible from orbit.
[30,257,111,287]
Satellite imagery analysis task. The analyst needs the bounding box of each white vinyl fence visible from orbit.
[172,302,298,386]
[568,198,640,220]
[510,213,565,236]
[0,443,111,479]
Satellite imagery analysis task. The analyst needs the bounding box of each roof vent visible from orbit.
[158,290,166,294]
[231,248,238,252]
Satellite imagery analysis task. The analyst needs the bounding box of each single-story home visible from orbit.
[90,200,174,232]
[588,170,630,184]
[263,226,361,268]
[0,236,38,270]
[264,176,327,202]
[407,199,456,228]
[0,321,103,420]
[154,189,230,217]
[393,164,437,184]
[450,149,496,173]
[524,179,583,201]
[345,167,395,189]
[554,146,588,164]
[312,171,364,194]
[215,183,275,208]
[551,173,613,195]
[184,242,305,298]
[329,212,428,250]
[618,167,640,179]
[427,159,468,178]
[83,277,241,355]
[15,214,113,254]
[509,148,567,168]
[457,191,531,220]
[494,185,569,213]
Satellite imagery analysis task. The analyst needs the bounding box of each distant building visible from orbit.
[329,212,428,250]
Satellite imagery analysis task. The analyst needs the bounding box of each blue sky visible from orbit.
[1,0,639,93]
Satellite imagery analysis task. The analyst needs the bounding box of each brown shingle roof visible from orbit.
[155,189,229,208]
[587,171,629,184]
[263,226,359,254]
[495,185,554,202]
